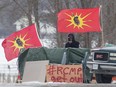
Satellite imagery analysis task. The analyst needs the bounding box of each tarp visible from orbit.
[18,47,91,82]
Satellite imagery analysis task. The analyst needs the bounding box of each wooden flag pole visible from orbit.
[100,5,105,47]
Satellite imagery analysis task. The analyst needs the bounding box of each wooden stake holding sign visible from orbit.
[46,64,83,83]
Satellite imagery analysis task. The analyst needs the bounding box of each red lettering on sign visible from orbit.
[46,65,83,83]
[77,68,82,74]
[57,66,63,74]
[69,68,76,75]
[63,67,69,74]
[47,65,56,75]
[70,77,83,83]
[51,75,67,82]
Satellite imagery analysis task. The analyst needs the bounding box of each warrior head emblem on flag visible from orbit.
[8,33,32,53]
[58,8,101,32]
[65,12,92,29]
[16,38,23,47]
[2,24,42,61]
[73,16,80,25]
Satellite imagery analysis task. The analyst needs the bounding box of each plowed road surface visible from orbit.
[0,83,116,87]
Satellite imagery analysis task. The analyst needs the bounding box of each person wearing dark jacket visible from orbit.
[65,33,80,48]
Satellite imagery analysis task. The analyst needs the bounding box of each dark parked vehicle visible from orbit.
[87,47,116,83]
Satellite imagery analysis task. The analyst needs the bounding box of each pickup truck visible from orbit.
[87,47,116,83]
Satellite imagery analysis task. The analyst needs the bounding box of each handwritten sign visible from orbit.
[46,64,83,83]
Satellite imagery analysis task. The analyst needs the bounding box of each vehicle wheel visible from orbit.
[95,74,112,83]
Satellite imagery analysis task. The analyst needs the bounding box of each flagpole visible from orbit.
[100,5,104,47]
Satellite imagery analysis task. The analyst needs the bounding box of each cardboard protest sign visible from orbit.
[46,64,83,83]
[22,60,49,82]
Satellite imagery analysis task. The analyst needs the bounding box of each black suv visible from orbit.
[87,47,116,83]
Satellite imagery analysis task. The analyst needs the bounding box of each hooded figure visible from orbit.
[65,33,80,48]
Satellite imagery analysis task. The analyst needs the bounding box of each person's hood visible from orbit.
[68,33,75,41]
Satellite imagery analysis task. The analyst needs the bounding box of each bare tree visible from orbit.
[33,0,40,34]
[1,0,116,48]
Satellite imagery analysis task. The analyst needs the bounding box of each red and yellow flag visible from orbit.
[2,24,42,61]
[58,8,101,33]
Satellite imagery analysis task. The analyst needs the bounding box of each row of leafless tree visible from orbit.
[0,0,116,48]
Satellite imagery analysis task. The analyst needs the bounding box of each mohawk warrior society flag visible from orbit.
[2,24,42,61]
[58,8,101,32]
